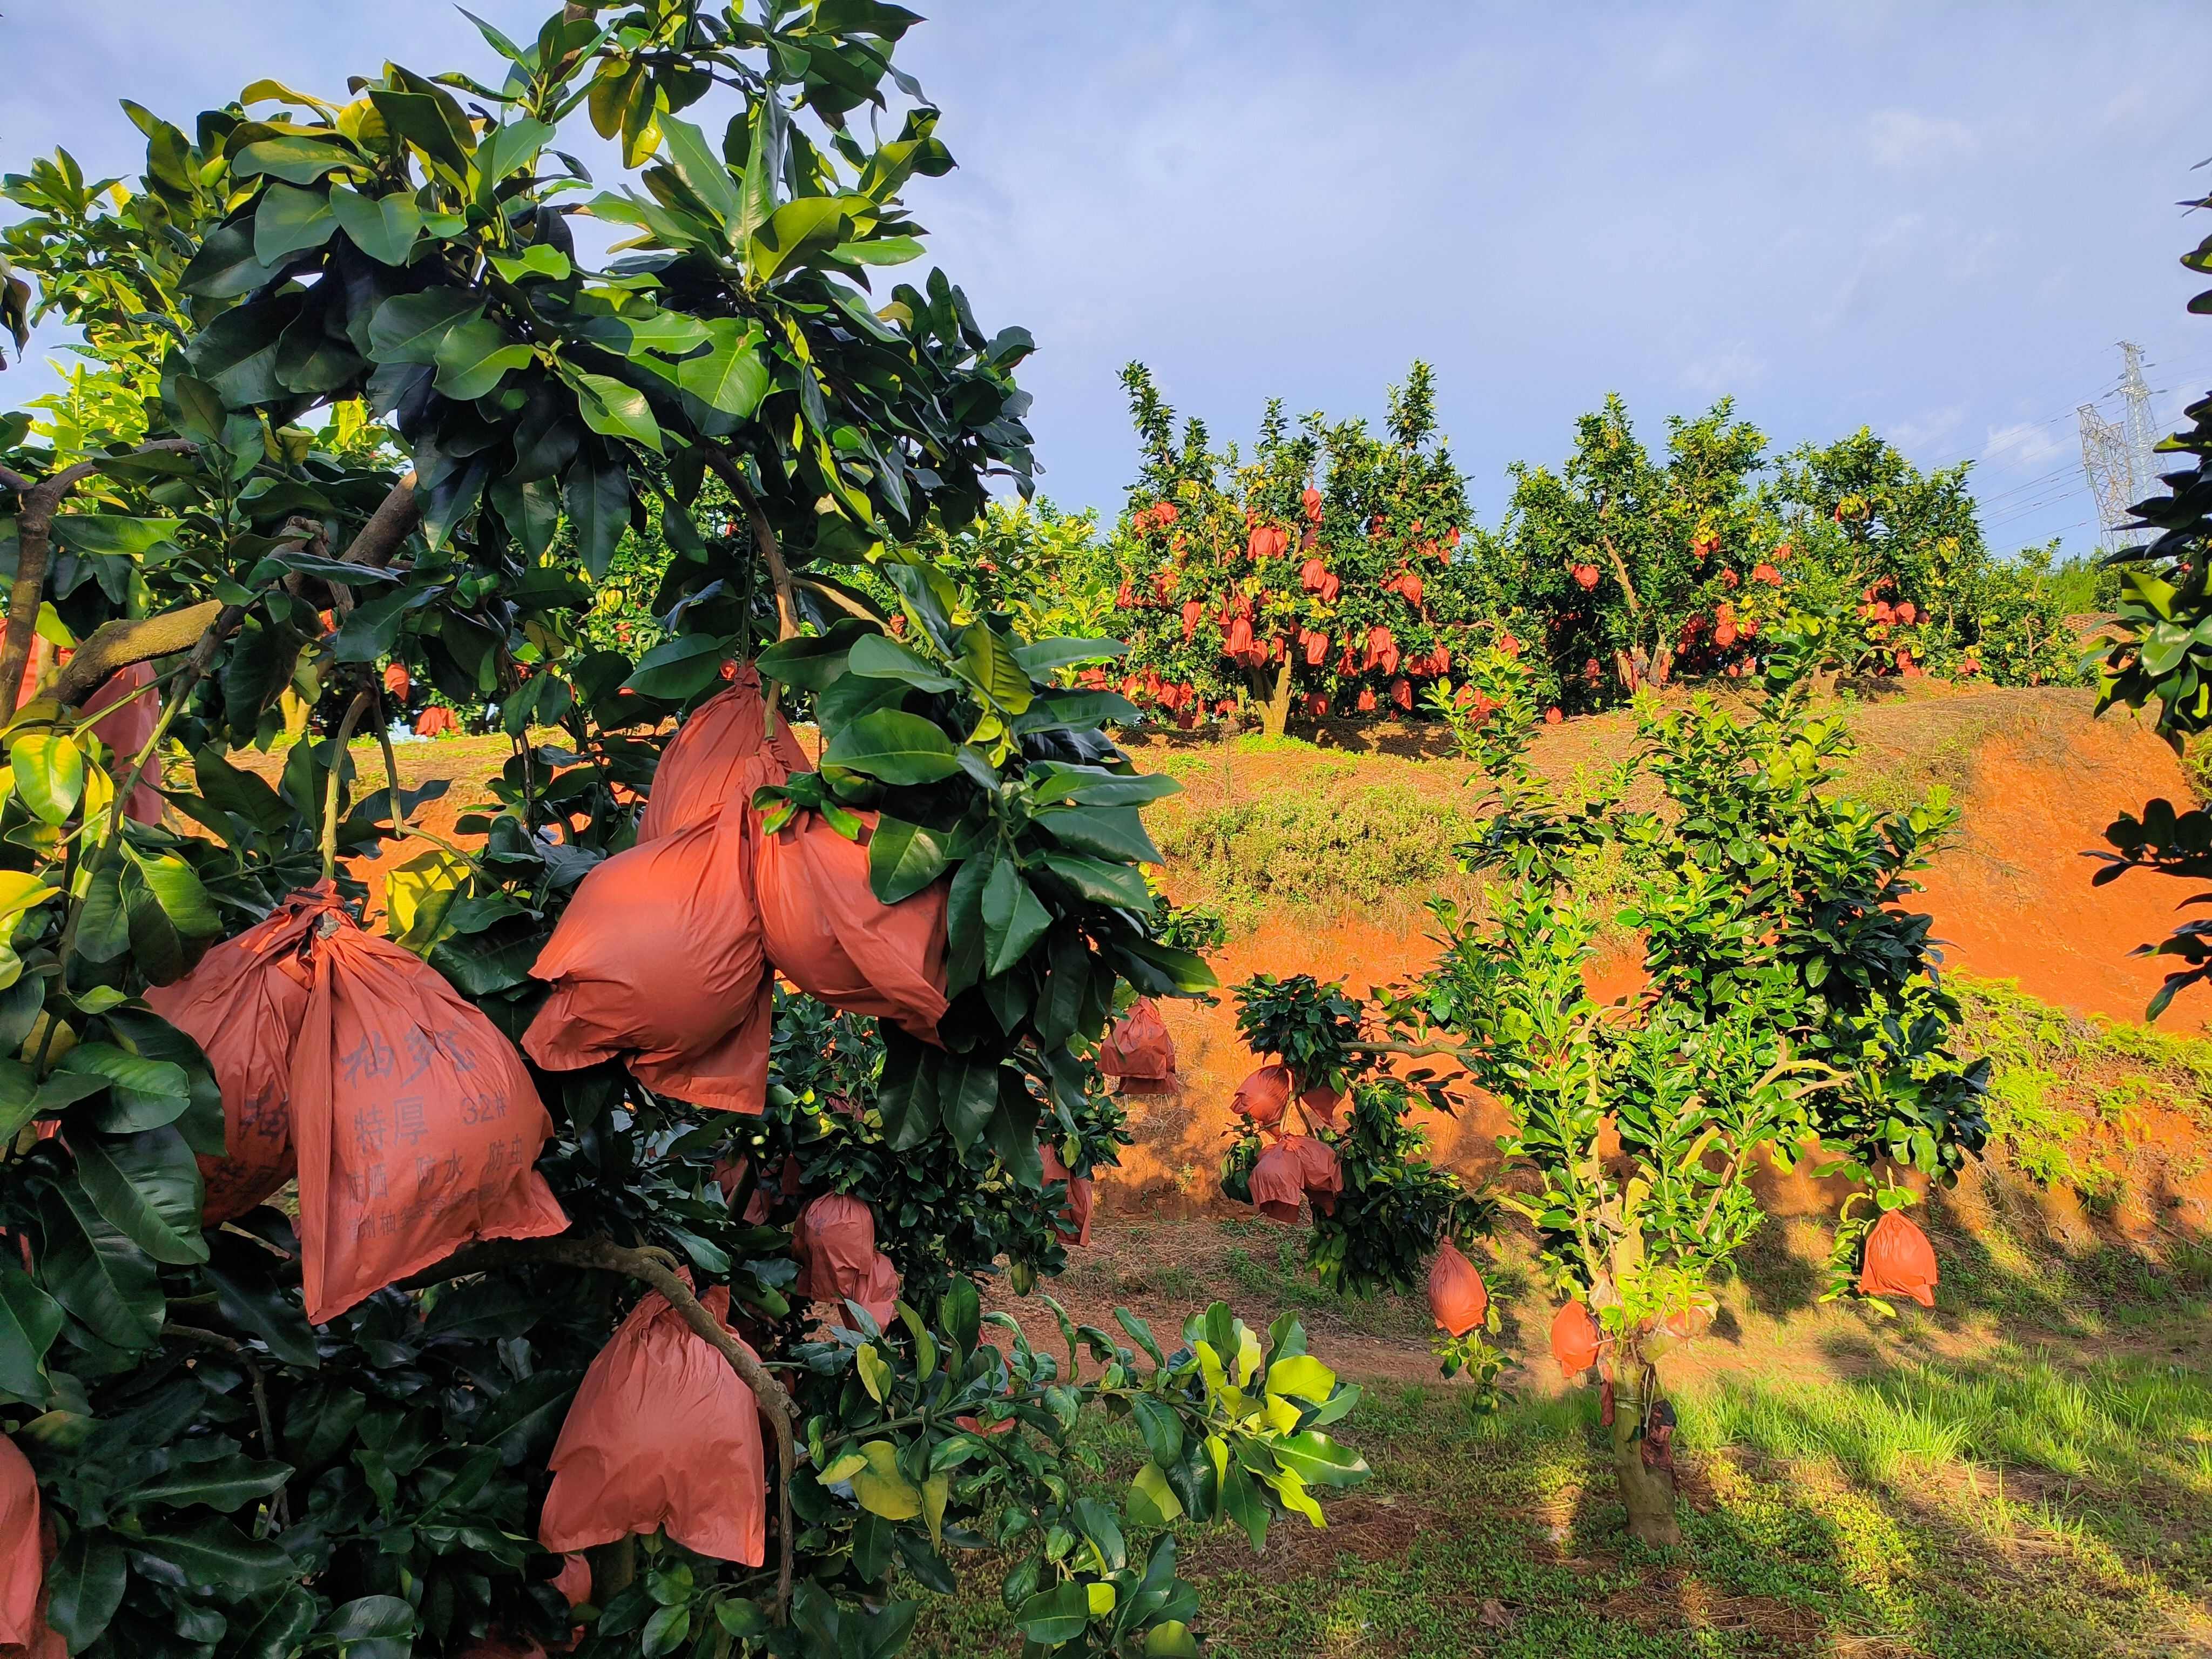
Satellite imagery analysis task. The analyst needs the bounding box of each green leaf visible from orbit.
[571,370,664,453]
[1013,1582,1090,1645]
[39,1182,163,1351]
[431,315,530,400]
[45,1530,127,1650]
[9,730,83,824]
[134,1520,297,1592]
[0,1256,63,1402]
[72,1126,208,1265]
[369,89,474,177]
[1145,1621,1201,1658]
[1014,638,1126,677]
[366,289,483,366]
[474,117,555,191]
[131,1453,293,1512]
[1271,1430,1370,1488]
[1040,854,1151,912]
[623,635,727,700]
[749,196,852,282]
[957,623,1034,714]
[60,1043,190,1133]
[939,1053,999,1154]
[179,221,279,300]
[488,244,572,283]
[642,1603,690,1658]
[981,861,1051,977]
[848,632,961,692]
[252,182,337,265]
[1036,805,1161,865]
[316,1595,415,1645]
[122,844,221,940]
[564,453,631,583]
[233,134,356,185]
[823,710,961,784]
[867,816,952,903]
[328,185,422,265]
[230,1589,319,1659]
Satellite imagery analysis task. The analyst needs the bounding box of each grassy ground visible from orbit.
[903,1203,2212,1659]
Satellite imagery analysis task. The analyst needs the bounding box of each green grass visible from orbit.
[908,1344,2212,1658]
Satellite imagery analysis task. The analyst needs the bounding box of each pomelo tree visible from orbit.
[1107,363,1491,736]
[0,6,1368,1656]
[1221,631,1987,1542]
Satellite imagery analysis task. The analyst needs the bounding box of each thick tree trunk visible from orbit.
[1608,1354,1682,1547]
[1259,656,1293,738]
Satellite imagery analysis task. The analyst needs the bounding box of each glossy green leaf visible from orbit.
[233,133,356,185]
[981,860,1051,977]
[867,815,952,903]
[133,1520,296,1591]
[1036,804,1162,865]
[366,289,483,366]
[1013,1581,1090,1645]
[252,182,337,265]
[848,632,960,691]
[622,635,726,700]
[73,1125,208,1265]
[0,1256,63,1401]
[957,622,1034,713]
[749,196,852,282]
[431,315,531,399]
[45,1530,127,1650]
[328,185,422,265]
[822,710,961,784]
[39,1181,163,1350]
[572,370,664,453]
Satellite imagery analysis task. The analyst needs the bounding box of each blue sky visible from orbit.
[4,2,2208,555]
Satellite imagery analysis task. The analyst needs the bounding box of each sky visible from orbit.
[4,1,2208,557]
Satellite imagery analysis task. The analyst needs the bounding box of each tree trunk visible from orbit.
[1608,1353,1682,1547]
[1259,656,1293,738]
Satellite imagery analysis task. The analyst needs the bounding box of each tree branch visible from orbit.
[0,439,199,721]
[319,689,376,882]
[339,470,421,572]
[166,1323,286,1533]
[403,1233,802,1620]
[50,602,224,707]
[699,449,799,642]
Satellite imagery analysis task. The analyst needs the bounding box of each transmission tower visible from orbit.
[2119,340,2159,498]
[2079,401,2137,554]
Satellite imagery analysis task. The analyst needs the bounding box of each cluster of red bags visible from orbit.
[149,882,567,1323]
[539,1277,766,1567]
[792,1194,901,1325]
[1096,998,1175,1090]
[1247,1135,1340,1224]
[414,705,462,738]
[527,672,948,1114]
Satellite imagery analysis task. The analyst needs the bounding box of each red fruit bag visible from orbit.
[1550,1301,1603,1375]
[291,905,567,1323]
[525,817,777,1112]
[1,1437,60,1659]
[382,663,412,702]
[144,887,332,1224]
[1858,1210,1937,1307]
[1284,1135,1341,1214]
[1247,1142,1306,1223]
[792,1194,900,1325]
[539,1282,765,1566]
[1231,1064,1291,1132]
[754,812,948,1041]
[415,705,460,737]
[1427,1243,1488,1337]
[1096,999,1176,1089]
[637,669,809,843]
[1297,1080,1344,1129]
[82,664,164,824]
[1039,1142,1094,1247]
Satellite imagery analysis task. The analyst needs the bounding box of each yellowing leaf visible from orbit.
[849,1440,921,1521]
[921,1473,948,1548]
[1129,1460,1183,1526]
[817,1451,868,1485]
[0,872,58,924]
[387,847,470,956]
[1086,1582,1116,1617]
[856,1343,890,1404]
[1265,1354,1337,1405]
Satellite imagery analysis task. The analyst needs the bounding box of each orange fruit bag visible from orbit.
[638,669,810,842]
[1858,1210,1938,1307]
[1426,1242,1488,1337]
[82,663,164,824]
[538,1282,766,1566]
[754,812,947,1041]
[291,906,567,1324]
[1096,998,1175,1088]
[792,1193,900,1325]
[0,1437,60,1658]
[144,887,332,1223]
[1039,1142,1094,1247]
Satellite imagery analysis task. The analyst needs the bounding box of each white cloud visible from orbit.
[1983,420,2071,468]
[1889,407,1966,453]
[1680,345,1768,396]
[1866,109,1978,167]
